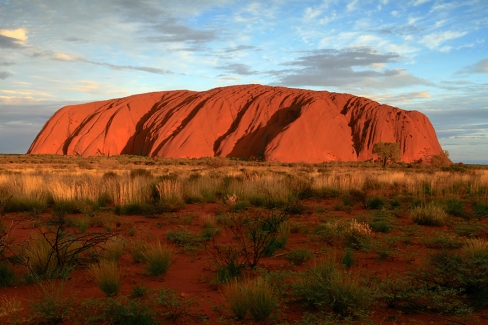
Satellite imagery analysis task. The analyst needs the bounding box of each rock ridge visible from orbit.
[28,84,444,163]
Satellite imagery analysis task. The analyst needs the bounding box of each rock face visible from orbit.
[28,85,444,163]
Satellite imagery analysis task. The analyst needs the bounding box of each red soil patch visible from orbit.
[1,199,485,324]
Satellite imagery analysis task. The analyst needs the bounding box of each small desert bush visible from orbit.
[366,196,385,210]
[445,198,469,219]
[128,239,147,263]
[90,260,122,296]
[462,238,488,258]
[420,248,488,309]
[166,226,204,250]
[3,196,47,213]
[31,281,73,325]
[100,296,157,325]
[224,278,278,321]
[341,248,354,267]
[24,236,57,278]
[0,263,15,287]
[156,287,194,320]
[285,248,314,265]
[342,219,373,249]
[411,202,448,226]
[0,295,23,322]
[103,236,125,262]
[142,241,172,276]
[377,275,468,313]
[263,221,289,256]
[368,211,394,233]
[293,258,372,316]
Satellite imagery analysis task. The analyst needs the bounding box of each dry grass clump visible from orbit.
[411,202,448,226]
[0,295,22,319]
[142,241,172,276]
[103,236,125,262]
[224,277,278,321]
[462,238,488,258]
[89,260,122,296]
[24,236,57,277]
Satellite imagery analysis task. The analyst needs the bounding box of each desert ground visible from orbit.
[1,154,488,324]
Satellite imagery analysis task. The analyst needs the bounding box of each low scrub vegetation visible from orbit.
[0,155,487,324]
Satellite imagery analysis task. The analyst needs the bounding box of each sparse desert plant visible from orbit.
[366,196,385,209]
[166,226,204,251]
[22,213,115,278]
[411,202,448,226]
[341,248,354,267]
[30,281,73,325]
[0,295,23,323]
[285,248,314,266]
[103,236,125,262]
[89,260,122,296]
[128,239,147,263]
[342,219,373,250]
[0,263,15,287]
[462,238,488,258]
[224,278,278,321]
[101,296,157,325]
[142,241,172,276]
[293,258,372,316]
[156,287,194,320]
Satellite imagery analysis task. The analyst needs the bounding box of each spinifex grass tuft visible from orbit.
[90,260,122,296]
[142,241,172,276]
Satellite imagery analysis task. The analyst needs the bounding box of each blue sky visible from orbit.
[0,0,487,163]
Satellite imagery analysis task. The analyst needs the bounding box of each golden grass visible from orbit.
[0,156,487,209]
[89,260,122,296]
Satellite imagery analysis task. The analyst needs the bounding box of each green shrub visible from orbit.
[128,239,147,263]
[31,281,73,325]
[131,284,148,298]
[90,260,122,296]
[411,203,447,226]
[377,275,468,313]
[166,226,204,250]
[103,297,157,325]
[4,196,47,213]
[341,248,354,267]
[232,201,250,212]
[368,211,393,233]
[445,199,469,219]
[419,244,488,309]
[224,278,278,321]
[155,195,186,213]
[0,263,15,287]
[156,287,194,319]
[285,248,314,266]
[143,241,172,277]
[366,196,385,210]
[115,203,152,216]
[293,258,372,316]
[103,237,125,262]
[473,202,488,218]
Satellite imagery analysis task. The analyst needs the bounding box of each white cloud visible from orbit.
[346,0,359,12]
[53,53,75,61]
[0,28,28,43]
[413,0,431,6]
[420,30,467,50]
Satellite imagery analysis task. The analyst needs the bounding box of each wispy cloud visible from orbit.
[0,71,13,79]
[216,63,258,76]
[271,47,429,89]
[458,58,488,74]
[420,30,467,51]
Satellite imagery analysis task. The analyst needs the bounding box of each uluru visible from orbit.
[28,84,444,163]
